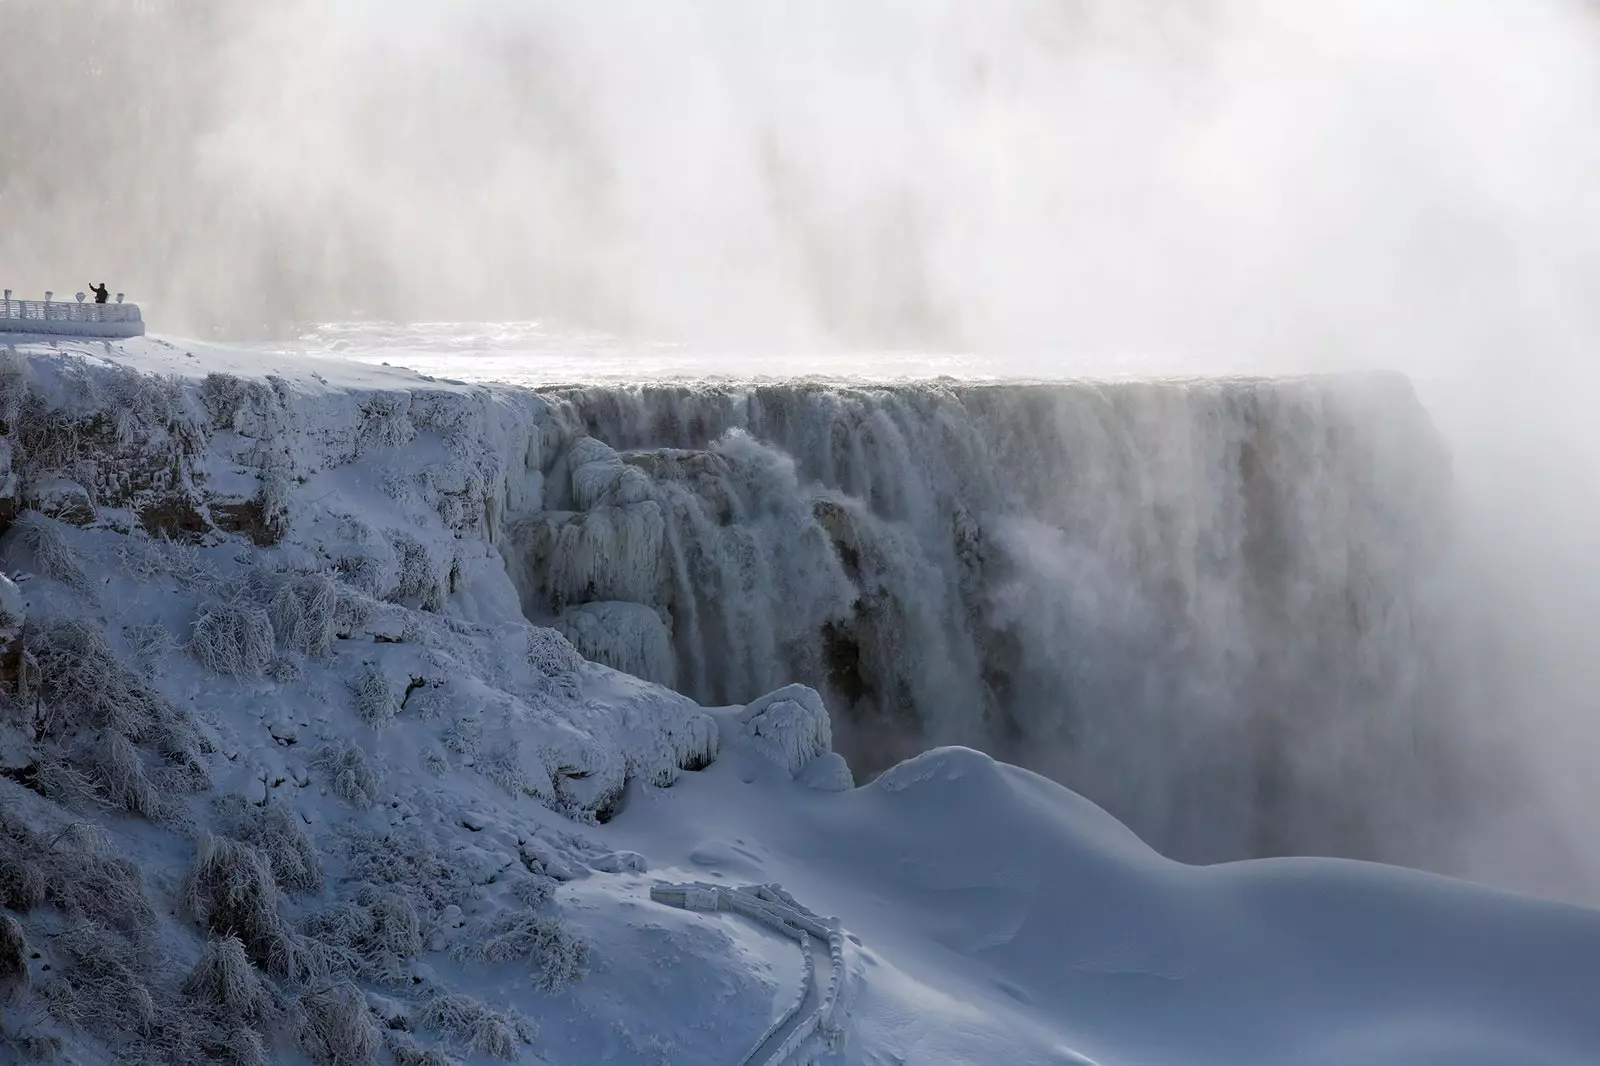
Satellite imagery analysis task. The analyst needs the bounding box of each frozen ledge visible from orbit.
[651,881,850,1064]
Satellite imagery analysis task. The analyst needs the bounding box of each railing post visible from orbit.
[1,290,8,320]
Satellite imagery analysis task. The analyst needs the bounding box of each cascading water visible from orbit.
[505,373,1482,866]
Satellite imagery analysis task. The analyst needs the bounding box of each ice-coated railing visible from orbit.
[0,290,145,338]
[652,881,850,1065]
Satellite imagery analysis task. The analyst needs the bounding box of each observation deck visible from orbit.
[0,289,145,339]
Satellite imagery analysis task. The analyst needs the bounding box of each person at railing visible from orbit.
[89,282,109,304]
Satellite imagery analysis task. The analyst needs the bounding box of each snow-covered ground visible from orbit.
[0,332,1595,1066]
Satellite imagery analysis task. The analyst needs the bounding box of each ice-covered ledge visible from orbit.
[0,289,145,339]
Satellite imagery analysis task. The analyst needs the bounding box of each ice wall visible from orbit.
[507,375,1475,865]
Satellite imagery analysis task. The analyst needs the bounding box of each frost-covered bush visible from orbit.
[417,993,534,1061]
[303,890,420,986]
[341,830,473,920]
[124,621,178,664]
[385,1029,460,1066]
[388,532,441,610]
[0,811,153,933]
[349,664,397,729]
[509,875,555,910]
[181,935,273,1028]
[358,393,415,452]
[12,511,91,596]
[191,600,276,678]
[28,618,190,744]
[297,982,380,1066]
[270,572,340,659]
[116,532,217,588]
[0,914,28,1005]
[526,626,585,678]
[200,372,251,429]
[182,835,321,983]
[336,552,397,601]
[468,910,590,993]
[87,730,168,822]
[311,743,382,810]
[48,921,157,1036]
[215,795,324,895]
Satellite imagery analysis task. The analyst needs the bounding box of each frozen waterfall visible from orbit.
[505,374,1478,866]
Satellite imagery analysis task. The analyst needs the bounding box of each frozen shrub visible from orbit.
[385,1030,460,1066]
[298,982,381,1066]
[268,657,305,684]
[182,935,272,1027]
[211,1026,269,1066]
[28,617,193,746]
[509,875,555,910]
[358,393,415,452]
[334,585,378,638]
[526,626,585,678]
[0,915,28,1005]
[420,747,449,776]
[417,993,532,1061]
[303,891,420,986]
[182,835,320,983]
[88,730,167,821]
[311,743,381,810]
[482,744,529,797]
[340,830,472,918]
[440,718,481,758]
[215,795,324,895]
[200,372,251,429]
[349,664,397,728]
[270,572,339,659]
[473,910,590,993]
[0,806,154,934]
[123,622,178,664]
[13,512,90,596]
[32,755,104,811]
[191,600,276,678]
[49,921,156,1036]
[336,553,396,600]
[388,532,440,609]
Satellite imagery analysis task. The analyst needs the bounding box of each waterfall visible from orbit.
[505,373,1479,865]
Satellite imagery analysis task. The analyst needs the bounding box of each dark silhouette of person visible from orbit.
[89,283,109,304]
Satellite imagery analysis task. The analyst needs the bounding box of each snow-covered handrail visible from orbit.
[651,881,850,1065]
[0,290,145,338]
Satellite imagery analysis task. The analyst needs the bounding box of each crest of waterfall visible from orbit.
[505,374,1479,866]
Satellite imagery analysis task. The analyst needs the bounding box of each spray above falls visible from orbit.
[503,373,1481,867]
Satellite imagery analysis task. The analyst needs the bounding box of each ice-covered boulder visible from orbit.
[521,503,667,608]
[567,437,652,510]
[737,684,836,778]
[556,601,676,688]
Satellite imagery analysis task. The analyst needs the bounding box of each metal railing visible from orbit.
[0,290,145,337]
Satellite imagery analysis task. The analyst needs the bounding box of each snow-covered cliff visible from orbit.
[0,341,1472,868]
[0,337,1591,1066]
